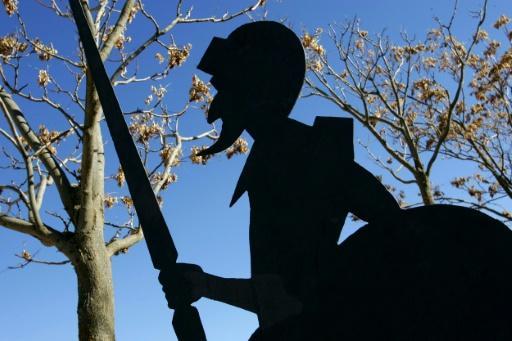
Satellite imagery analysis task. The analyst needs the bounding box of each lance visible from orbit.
[68,1,206,340]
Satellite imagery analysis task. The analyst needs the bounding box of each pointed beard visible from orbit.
[206,90,231,124]
[197,119,244,156]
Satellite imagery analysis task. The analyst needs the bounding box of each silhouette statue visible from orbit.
[158,21,512,340]
[70,4,512,337]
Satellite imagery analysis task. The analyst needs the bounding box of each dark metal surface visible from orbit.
[68,1,205,339]
[191,21,512,340]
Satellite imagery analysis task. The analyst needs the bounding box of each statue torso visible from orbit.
[232,117,355,304]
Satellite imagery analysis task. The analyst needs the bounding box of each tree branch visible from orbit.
[0,88,79,225]
[0,214,63,247]
[100,0,136,61]
[106,228,143,256]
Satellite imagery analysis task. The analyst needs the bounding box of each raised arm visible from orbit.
[342,162,402,224]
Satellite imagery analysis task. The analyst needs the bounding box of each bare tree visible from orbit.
[303,1,512,222]
[0,1,256,340]
[443,13,512,219]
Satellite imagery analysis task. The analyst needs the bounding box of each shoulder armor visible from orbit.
[313,116,354,160]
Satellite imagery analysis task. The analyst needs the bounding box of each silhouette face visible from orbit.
[207,74,234,124]
[197,70,245,156]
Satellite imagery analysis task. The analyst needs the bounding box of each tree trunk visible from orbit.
[416,172,435,205]
[73,71,113,339]
[73,238,115,341]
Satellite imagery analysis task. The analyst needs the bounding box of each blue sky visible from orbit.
[1,0,511,340]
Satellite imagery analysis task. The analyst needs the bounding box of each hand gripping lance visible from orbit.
[68,1,206,339]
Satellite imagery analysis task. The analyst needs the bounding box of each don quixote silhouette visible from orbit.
[70,1,512,337]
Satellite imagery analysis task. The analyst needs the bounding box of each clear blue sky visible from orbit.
[1,1,510,340]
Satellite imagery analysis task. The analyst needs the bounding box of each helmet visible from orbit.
[198,21,305,115]
[197,21,306,155]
